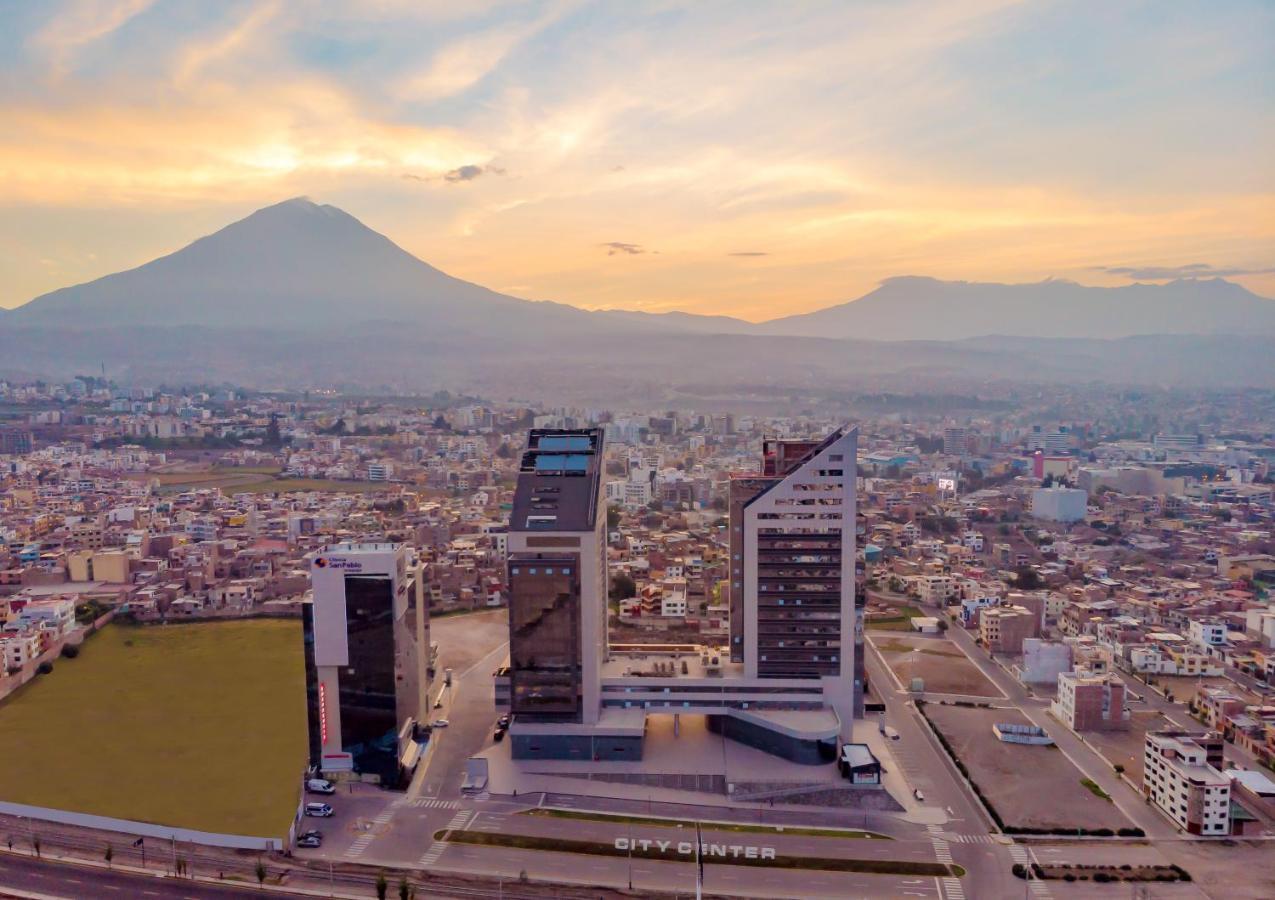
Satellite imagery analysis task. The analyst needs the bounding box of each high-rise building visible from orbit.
[505,426,861,765]
[727,438,820,663]
[943,427,968,456]
[505,429,609,757]
[303,542,429,786]
[0,427,33,456]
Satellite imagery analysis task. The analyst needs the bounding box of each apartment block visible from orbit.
[1052,671,1129,731]
[979,604,1039,653]
[1144,731,1231,835]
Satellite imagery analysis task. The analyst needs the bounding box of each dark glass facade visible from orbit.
[507,555,582,722]
[301,603,322,766]
[755,533,843,678]
[339,575,399,783]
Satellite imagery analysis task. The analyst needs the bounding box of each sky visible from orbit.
[0,0,1272,320]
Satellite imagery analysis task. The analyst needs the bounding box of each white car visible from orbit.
[432,719,450,728]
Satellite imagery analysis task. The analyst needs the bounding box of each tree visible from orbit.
[255,860,266,886]
[104,844,113,868]
[610,573,637,601]
[265,414,282,448]
[376,872,389,900]
[32,837,40,858]
[1014,566,1043,590]
[607,505,622,529]
[398,877,412,900]
[647,498,662,512]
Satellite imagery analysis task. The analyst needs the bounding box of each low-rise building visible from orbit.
[1144,731,1231,835]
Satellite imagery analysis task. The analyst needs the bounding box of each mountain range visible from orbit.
[2,197,1272,397]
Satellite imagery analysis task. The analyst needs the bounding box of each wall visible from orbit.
[0,799,284,851]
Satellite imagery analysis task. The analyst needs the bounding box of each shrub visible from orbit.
[1011,864,1026,879]
[1063,873,1076,882]
[61,643,80,659]
[36,661,53,675]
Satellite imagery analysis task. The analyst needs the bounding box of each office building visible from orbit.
[1031,486,1088,523]
[506,427,860,765]
[303,542,429,786]
[943,427,968,456]
[727,438,821,663]
[505,429,610,759]
[1145,731,1231,835]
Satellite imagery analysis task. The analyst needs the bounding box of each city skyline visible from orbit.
[2,1,1273,317]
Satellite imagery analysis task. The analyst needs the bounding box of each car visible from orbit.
[432,719,450,728]
[913,788,925,802]
[884,726,901,740]
[497,714,511,729]
[299,829,323,840]
[493,728,505,742]
[304,803,333,817]
[296,833,323,848]
[306,778,335,794]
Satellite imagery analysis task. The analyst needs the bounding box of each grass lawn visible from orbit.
[0,620,306,837]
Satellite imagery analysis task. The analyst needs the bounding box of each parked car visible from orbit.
[913,788,925,802]
[296,833,323,848]
[306,778,335,794]
[304,803,333,818]
[493,728,505,742]
[497,714,511,729]
[884,726,901,741]
[432,719,450,728]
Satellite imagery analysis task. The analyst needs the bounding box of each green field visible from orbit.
[0,620,306,837]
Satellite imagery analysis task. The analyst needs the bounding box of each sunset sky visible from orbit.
[1,0,1272,320]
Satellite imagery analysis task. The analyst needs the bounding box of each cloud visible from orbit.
[401,164,505,184]
[728,251,769,257]
[1095,263,1275,281]
[444,164,504,182]
[601,242,646,256]
[30,0,156,66]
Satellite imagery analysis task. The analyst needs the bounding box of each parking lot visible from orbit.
[925,703,1130,831]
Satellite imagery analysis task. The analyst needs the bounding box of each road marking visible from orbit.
[410,798,460,809]
[940,875,965,900]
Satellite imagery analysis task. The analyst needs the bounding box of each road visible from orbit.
[0,852,270,899]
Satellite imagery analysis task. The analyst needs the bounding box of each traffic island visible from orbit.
[433,829,962,877]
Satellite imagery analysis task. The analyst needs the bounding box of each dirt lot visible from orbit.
[1082,709,1178,787]
[431,607,509,676]
[925,703,1130,831]
[871,633,1003,697]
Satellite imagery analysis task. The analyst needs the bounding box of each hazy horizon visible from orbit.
[1,2,1272,318]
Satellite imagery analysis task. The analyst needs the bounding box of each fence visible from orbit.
[0,799,285,851]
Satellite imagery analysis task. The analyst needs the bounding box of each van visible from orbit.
[304,802,333,817]
[306,778,335,794]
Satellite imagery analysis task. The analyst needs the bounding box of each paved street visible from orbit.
[0,852,270,899]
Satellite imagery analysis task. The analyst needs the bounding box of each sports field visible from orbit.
[0,620,306,837]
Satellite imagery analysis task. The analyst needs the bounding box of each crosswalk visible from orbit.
[343,802,402,858]
[417,809,476,869]
[939,876,966,900]
[1006,843,1053,898]
[937,832,999,844]
[410,797,460,810]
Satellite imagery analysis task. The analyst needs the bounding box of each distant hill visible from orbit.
[2,199,1272,393]
[758,275,1275,340]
